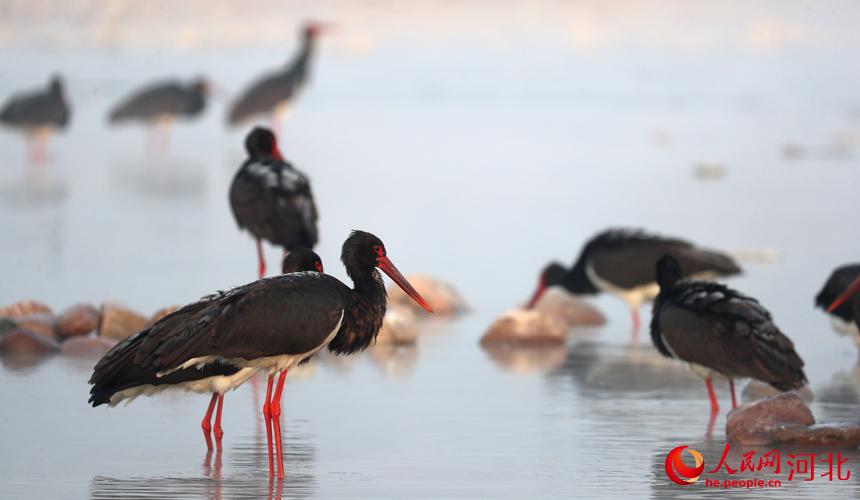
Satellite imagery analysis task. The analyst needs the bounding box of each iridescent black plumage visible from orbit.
[815,263,860,324]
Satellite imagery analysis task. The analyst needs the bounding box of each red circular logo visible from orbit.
[665,445,705,485]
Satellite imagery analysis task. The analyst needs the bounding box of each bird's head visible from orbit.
[656,255,683,290]
[828,275,860,313]
[303,21,336,39]
[244,127,283,161]
[282,249,324,274]
[526,262,567,309]
[341,230,433,313]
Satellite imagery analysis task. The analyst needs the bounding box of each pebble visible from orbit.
[60,336,118,357]
[0,328,60,355]
[480,309,567,347]
[387,274,468,316]
[0,300,53,319]
[532,288,606,327]
[375,307,418,345]
[15,313,57,340]
[98,302,148,340]
[56,303,100,338]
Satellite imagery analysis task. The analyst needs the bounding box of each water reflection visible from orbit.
[90,429,316,499]
[815,364,860,422]
[481,343,567,374]
[110,158,206,200]
[370,344,418,378]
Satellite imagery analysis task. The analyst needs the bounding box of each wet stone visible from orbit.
[0,300,53,319]
[15,313,57,340]
[60,336,118,357]
[480,309,567,347]
[532,288,606,327]
[56,303,100,338]
[742,380,814,404]
[0,328,60,355]
[387,274,468,316]
[375,307,418,345]
[98,302,148,340]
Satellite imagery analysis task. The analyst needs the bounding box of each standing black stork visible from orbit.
[230,127,318,279]
[88,249,324,452]
[815,263,860,343]
[89,231,432,478]
[0,75,70,164]
[650,255,807,422]
[527,228,742,336]
[107,77,212,151]
[826,273,860,334]
[227,21,334,133]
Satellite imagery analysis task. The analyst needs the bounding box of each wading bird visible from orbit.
[0,75,70,163]
[815,263,860,342]
[90,231,432,478]
[528,228,741,336]
[230,127,318,279]
[227,22,334,133]
[88,250,324,451]
[827,273,860,334]
[650,255,806,419]
[108,77,213,151]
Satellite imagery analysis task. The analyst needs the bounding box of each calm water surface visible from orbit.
[1,2,860,498]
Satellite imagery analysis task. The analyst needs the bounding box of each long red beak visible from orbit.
[377,256,433,313]
[828,275,860,313]
[526,279,546,309]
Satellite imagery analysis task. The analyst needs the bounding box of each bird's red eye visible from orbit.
[372,245,384,257]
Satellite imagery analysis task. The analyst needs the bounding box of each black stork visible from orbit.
[816,263,860,343]
[650,255,806,420]
[227,21,334,133]
[0,75,70,164]
[826,273,860,334]
[527,228,741,336]
[230,127,318,279]
[107,77,213,151]
[90,231,432,478]
[88,250,324,452]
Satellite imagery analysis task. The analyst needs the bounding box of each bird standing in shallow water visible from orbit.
[229,127,318,279]
[527,228,741,338]
[816,263,860,344]
[228,21,334,134]
[108,77,213,152]
[88,250,324,452]
[90,231,431,478]
[0,75,70,164]
[650,255,806,428]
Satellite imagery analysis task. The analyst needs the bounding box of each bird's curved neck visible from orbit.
[292,35,316,67]
[328,270,387,355]
[564,260,599,294]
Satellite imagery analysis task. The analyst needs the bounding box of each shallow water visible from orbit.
[1,1,860,498]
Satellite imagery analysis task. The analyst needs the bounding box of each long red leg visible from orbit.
[271,370,289,479]
[201,393,219,450]
[263,374,275,477]
[631,308,641,340]
[729,379,738,409]
[705,377,719,414]
[213,393,225,449]
[257,239,266,279]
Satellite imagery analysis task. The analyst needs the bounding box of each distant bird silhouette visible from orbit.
[230,127,318,279]
[108,77,212,151]
[0,75,70,163]
[651,255,806,418]
[228,22,333,133]
[528,228,741,337]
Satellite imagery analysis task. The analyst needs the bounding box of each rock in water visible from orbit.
[532,288,606,327]
[727,393,860,447]
[14,313,57,340]
[0,328,60,354]
[742,380,814,403]
[375,307,418,345]
[60,336,118,357]
[98,302,148,340]
[0,300,53,319]
[56,303,100,338]
[480,309,567,347]
[387,274,468,316]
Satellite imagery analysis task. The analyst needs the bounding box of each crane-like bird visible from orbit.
[0,75,70,163]
[230,127,318,279]
[108,77,212,151]
[827,273,860,334]
[650,255,806,418]
[227,22,333,133]
[815,263,860,343]
[90,231,432,478]
[527,228,741,336]
[88,249,324,452]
